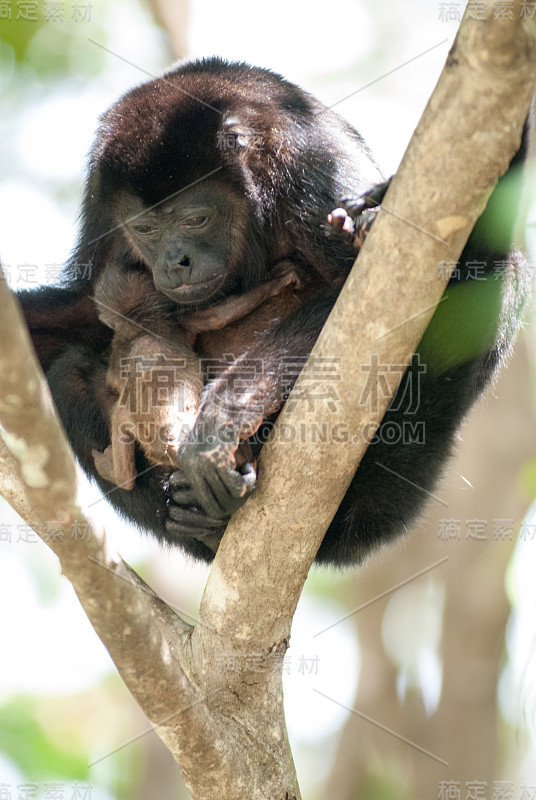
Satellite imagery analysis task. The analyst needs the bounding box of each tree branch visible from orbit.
[198,0,536,644]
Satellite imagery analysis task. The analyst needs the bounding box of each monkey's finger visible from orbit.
[167,505,224,529]
[214,462,256,497]
[184,464,240,518]
[168,471,191,489]
[211,463,255,501]
[197,463,256,518]
[327,207,351,231]
[201,534,225,554]
[339,178,392,218]
[238,462,256,488]
[193,469,233,518]
[178,466,226,519]
[327,208,355,243]
[171,487,198,506]
[166,507,225,550]
[165,525,224,555]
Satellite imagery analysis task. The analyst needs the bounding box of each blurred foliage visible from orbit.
[0,696,89,779]
[360,764,414,800]
[307,565,351,600]
[519,456,536,499]
[0,685,144,797]
[0,2,48,64]
[418,274,504,374]
[473,163,525,252]
[418,165,526,375]
[0,0,106,77]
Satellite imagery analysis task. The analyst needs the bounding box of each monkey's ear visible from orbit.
[222,111,255,150]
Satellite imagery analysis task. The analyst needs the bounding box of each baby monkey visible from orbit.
[92,260,305,490]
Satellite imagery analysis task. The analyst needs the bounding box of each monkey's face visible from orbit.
[116,182,247,305]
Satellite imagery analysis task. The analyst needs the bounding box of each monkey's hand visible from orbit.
[165,439,254,550]
[327,178,391,249]
[171,425,257,519]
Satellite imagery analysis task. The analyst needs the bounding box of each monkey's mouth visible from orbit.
[161,275,225,304]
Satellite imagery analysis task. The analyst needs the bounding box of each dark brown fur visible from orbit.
[17,58,530,566]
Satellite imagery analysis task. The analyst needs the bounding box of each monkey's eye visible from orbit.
[183,215,209,228]
[130,221,158,235]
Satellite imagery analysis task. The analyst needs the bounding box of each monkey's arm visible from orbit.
[181,260,303,333]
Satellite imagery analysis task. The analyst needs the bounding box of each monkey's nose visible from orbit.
[166,256,191,281]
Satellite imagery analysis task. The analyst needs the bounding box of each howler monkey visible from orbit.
[17,57,531,565]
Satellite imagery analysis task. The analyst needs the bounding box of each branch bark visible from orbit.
[0,3,534,799]
[145,0,189,60]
